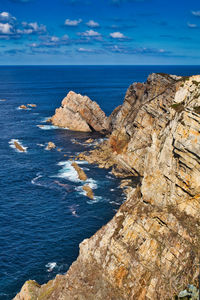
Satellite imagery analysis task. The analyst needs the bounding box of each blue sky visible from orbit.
[0,0,200,65]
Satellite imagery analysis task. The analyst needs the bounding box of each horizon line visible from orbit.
[0,64,200,67]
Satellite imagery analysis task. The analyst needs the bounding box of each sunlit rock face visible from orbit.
[14,74,200,300]
[51,91,110,132]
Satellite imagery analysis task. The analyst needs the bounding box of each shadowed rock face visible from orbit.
[51,91,109,132]
[14,73,200,300]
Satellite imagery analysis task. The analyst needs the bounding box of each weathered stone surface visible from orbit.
[72,162,87,181]
[14,280,40,300]
[51,91,109,132]
[14,74,200,300]
[45,141,56,150]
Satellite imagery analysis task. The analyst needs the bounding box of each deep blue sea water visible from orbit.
[0,65,200,300]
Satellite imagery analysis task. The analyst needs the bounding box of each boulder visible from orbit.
[51,91,109,132]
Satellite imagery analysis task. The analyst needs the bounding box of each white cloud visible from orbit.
[51,36,59,42]
[0,12,46,40]
[78,29,101,37]
[86,20,99,28]
[0,12,10,19]
[0,11,16,23]
[0,23,12,34]
[64,18,82,26]
[29,35,70,48]
[29,42,38,48]
[191,11,200,17]
[78,47,93,52]
[110,31,126,38]
[62,34,69,40]
[20,22,46,34]
[187,22,198,28]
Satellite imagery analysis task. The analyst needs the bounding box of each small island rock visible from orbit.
[14,141,26,152]
[19,105,27,109]
[45,142,56,150]
[51,91,109,132]
[72,162,87,181]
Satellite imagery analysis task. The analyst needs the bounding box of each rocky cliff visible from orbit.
[50,91,109,132]
[14,73,200,300]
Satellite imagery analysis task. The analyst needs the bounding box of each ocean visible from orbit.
[0,65,200,299]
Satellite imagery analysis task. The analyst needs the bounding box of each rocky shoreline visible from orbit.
[14,73,200,299]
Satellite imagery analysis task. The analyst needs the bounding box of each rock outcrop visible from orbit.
[72,162,88,181]
[50,91,109,132]
[27,104,37,107]
[19,105,28,110]
[14,73,200,300]
[83,184,94,200]
[14,141,26,152]
[45,141,56,150]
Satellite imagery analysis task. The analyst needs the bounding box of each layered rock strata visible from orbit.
[14,73,200,300]
[50,91,109,132]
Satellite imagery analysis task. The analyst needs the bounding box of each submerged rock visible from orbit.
[71,162,87,181]
[45,142,56,150]
[51,91,109,132]
[82,185,94,199]
[14,74,200,300]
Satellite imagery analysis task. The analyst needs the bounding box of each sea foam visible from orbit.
[55,161,80,182]
[31,174,43,186]
[55,161,98,188]
[45,262,57,272]
[37,124,69,130]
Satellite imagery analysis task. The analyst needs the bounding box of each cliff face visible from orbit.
[14,74,200,300]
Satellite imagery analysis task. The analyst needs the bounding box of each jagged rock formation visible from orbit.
[50,91,109,132]
[14,73,200,300]
[45,141,56,150]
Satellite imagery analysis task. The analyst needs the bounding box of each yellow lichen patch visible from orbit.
[189,128,200,137]
[178,195,200,218]
[114,265,128,288]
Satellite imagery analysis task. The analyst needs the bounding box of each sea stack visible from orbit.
[50,91,110,132]
[14,73,200,300]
